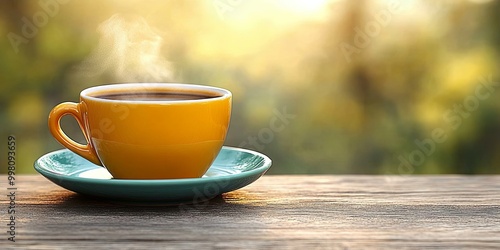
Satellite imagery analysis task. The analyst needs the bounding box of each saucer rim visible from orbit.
[34,146,272,202]
[34,146,272,185]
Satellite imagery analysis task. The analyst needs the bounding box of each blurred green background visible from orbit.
[1,0,499,175]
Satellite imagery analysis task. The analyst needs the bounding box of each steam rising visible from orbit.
[79,14,174,82]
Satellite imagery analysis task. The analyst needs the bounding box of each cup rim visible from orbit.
[80,83,231,104]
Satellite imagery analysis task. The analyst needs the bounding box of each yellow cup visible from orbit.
[48,83,232,179]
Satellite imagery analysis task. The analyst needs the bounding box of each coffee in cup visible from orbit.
[48,83,232,179]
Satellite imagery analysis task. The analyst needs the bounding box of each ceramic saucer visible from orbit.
[34,146,272,205]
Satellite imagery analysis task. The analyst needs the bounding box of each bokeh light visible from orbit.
[0,0,499,175]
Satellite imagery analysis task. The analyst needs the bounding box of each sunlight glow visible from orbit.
[276,0,331,17]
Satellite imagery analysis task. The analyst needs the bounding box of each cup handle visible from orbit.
[48,102,102,165]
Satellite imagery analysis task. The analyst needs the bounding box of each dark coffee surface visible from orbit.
[94,92,217,101]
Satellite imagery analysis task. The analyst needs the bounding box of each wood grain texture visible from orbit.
[1,175,499,249]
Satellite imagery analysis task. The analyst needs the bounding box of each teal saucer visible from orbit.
[34,146,272,205]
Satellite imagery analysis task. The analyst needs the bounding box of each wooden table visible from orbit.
[1,175,499,249]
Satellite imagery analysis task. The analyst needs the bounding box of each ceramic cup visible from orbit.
[48,83,232,179]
